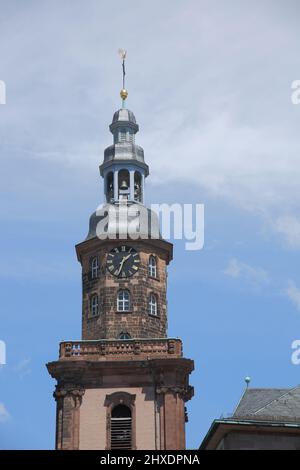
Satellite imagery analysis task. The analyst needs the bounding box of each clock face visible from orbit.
[106,245,140,278]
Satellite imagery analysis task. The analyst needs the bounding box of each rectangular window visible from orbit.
[90,295,99,316]
[117,290,130,312]
[91,257,99,279]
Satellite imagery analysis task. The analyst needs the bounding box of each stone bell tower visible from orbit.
[47,53,194,450]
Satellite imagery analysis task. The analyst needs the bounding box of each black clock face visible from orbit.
[106,245,140,278]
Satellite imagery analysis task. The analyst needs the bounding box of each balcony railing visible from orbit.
[59,338,182,361]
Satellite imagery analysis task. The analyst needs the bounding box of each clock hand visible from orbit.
[117,254,131,275]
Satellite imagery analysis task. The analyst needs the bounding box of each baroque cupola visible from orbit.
[100,107,148,204]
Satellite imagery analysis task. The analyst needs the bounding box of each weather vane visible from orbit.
[118,48,128,107]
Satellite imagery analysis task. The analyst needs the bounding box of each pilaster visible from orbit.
[53,386,85,450]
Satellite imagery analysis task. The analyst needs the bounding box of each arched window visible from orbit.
[134,171,142,202]
[119,332,131,340]
[91,256,99,279]
[148,255,157,278]
[148,293,158,316]
[117,290,131,312]
[118,169,130,201]
[111,404,132,450]
[90,294,99,316]
[106,172,114,202]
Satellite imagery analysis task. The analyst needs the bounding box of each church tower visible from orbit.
[47,53,194,450]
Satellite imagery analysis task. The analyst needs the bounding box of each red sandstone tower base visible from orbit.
[47,340,193,450]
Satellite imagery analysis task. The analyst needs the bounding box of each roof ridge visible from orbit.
[248,388,289,391]
[253,385,300,415]
[232,387,248,415]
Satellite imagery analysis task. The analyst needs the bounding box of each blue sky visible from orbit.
[1,0,300,449]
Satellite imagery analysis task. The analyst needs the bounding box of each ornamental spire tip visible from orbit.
[118,49,128,108]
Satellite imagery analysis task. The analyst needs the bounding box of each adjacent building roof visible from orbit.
[233,386,300,421]
[199,385,300,449]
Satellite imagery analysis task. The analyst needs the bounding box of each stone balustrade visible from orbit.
[59,338,182,361]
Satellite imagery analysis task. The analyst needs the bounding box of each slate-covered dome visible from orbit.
[112,108,136,124]
[86,202,161,241]
[109,108,139,133]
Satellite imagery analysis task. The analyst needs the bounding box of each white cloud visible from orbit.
[224,258,242,278]
[0,403,10,423]
[285,281,300,311]
[0,257,77,283]
[0,1,300,246]
[224,258,270,285]
[273,216,300,249]
[14,358,31,380]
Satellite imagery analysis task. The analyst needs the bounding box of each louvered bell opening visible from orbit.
[111,404,132,450]
[111,417,132,449]
[119,130,127,143]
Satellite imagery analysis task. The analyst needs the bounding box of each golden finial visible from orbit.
[118,49,128,107]
[120,88,128,100]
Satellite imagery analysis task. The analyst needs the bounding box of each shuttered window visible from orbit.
[111,404,132,450]
[119,130,126,142]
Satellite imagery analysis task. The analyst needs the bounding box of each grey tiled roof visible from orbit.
[112,108,136,124]
[233,386,300,421]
